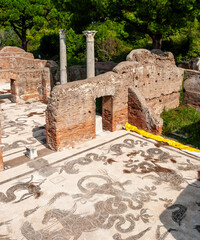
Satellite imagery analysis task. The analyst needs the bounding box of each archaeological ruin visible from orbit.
[46,49,184,151]
[0,46,58,103]
[1,46,200,165]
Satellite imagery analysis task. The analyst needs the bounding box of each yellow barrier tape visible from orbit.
[125,122,200,153]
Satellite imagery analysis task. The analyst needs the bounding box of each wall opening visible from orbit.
[10,79,17,103]
[95,97,103,135]
[95,96,113,135]
[102,96,113,132]
[0,81,11,102]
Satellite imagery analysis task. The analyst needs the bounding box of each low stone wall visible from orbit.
[0,46,58,103]
[46,49,184,151]
[67,61,117,82]
[184,70,200,109]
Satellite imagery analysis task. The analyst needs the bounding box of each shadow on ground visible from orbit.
[32,125,46,146]
[0,93,11,101]
[160,180,200,240]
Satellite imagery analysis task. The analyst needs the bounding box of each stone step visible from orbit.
[96,114,103,134]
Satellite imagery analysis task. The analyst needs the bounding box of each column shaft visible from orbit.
[59,29,67,84]
[83,31,97,79]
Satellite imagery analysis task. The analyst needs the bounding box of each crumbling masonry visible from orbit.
[46,49,184,151]
[0,46,58,103]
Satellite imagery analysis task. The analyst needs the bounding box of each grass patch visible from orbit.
[161,105,200,149]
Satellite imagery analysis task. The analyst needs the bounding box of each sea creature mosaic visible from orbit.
[0,132,200,239]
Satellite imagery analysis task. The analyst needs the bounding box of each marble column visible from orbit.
[59,29,67,84]
[83,30,97,78]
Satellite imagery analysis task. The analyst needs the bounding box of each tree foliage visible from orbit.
[101,0,199,49]
[0,0,65,50]
[0,0,200,63]
[0,26,21,47]
[65,0,199,49]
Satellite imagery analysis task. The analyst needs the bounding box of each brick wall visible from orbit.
[128,87,163,134]
[46,49,184,151]
[0,46,58,103]
[114,49,184,115]
[46,72,131,151]
[10,68,51,103]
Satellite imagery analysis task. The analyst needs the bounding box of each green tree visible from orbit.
[106,0,199,49]
[87,20,132,61]
[65,0,199,49]
[0,0,62,51]
[0,26,21,47]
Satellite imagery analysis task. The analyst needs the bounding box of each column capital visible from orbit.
[83,30,97,41]
[59,29,66,38]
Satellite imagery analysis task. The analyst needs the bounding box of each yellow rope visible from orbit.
[125,122,200,153]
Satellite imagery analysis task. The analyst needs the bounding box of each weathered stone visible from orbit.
[146,92,180,115]
[59,29,67,84]
[178,61,192,70]
[0,46,34,59]
[83,30,97,78]
[113,61,139,74]
[126,49,152,62]
[46,49,183,151]
[119,49,184,114]
[68,62,117,82]
[184,70,200,109]
[10,68,50,103]
[95,61,117,72]
[128,87,163,134]
[178,58,200,72]
[151,49,175,63]
[0,47,58,102]
[46,71,131,150]
[191,58,200,71]
[126,48,175,63]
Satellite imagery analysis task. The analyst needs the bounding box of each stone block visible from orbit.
[128,87,163,134]
[184,70,200,109]
[25,147,38,160]
[0,46,34,59]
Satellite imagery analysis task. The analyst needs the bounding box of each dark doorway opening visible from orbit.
[95,97,103,135]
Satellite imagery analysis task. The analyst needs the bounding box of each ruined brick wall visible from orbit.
[114,49,184,115]
[46,49,183,151]
[46,72,132,150]
[128,87,163,135]
[184,70,200,109]
[10,68,50,103]
[0,46,58,103]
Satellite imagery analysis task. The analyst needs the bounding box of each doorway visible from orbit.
[95,97,103,135]
[95,96,113,135]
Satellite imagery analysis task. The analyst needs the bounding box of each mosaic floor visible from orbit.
[0,90,48,165]
[0,131,200,240]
